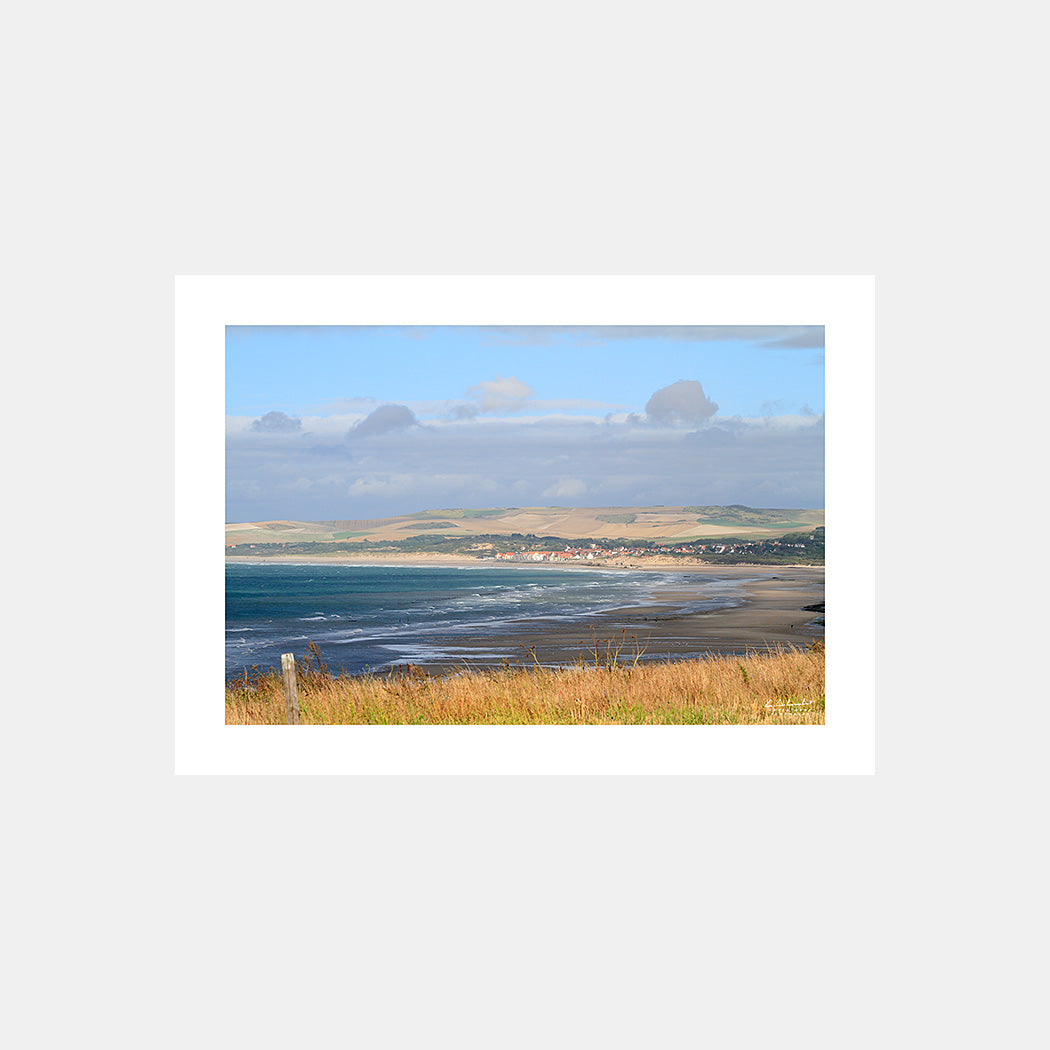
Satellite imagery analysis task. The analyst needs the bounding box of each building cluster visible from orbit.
[495,544,695,561]
[496,546,621,561]
[493,540,808,560]
[697,541,807,554]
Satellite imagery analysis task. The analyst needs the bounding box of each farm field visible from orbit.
[225,505,824,546]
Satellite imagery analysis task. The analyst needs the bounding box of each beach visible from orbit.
[226,556,823,676]
[416,566,824,672]
[224,552,817,572]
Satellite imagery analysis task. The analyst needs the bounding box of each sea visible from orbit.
[225,561,751,679]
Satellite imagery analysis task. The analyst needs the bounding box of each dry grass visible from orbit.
[226,641,825,725]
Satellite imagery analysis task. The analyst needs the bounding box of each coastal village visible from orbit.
[490,540,809,561]
[225,514,823,565]
[227,536,817,562]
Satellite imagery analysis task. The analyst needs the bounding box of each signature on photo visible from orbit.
[764,696,816,710]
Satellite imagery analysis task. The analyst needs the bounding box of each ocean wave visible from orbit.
[225,561,782,678]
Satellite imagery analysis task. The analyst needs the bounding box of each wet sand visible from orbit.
[226,556,824,675]
[384,566,825,674]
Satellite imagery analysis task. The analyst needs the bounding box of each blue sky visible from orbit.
[225,326,824,522]
[226,326,825,420]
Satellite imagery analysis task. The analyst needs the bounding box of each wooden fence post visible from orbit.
[281,653,300,725]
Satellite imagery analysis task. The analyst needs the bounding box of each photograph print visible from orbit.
[225,324,825,725]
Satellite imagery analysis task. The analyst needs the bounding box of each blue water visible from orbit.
[225,561,732,678]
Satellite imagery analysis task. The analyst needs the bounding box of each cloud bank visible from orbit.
[227,381,823,522]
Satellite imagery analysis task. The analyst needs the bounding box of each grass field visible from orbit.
[226,641,825,725]
[693,518,813,529]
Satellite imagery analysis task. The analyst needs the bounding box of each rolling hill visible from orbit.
[225,505,824,547]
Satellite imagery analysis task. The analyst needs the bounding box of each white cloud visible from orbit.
[251,410,301,433]
[455,375,534,417]
[542,478,587,500]
[347,474,412,496]
[349,404,419,438]
[645,380,718,424]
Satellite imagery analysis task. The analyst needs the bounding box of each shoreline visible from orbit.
[416,569,824,674]
[227,557,824,676]
[225,553,822,572]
